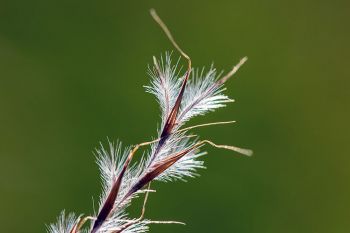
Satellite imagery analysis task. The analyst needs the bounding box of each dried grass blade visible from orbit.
[125,145,199,200]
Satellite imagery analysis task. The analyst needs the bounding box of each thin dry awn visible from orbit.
[47,9,252,233]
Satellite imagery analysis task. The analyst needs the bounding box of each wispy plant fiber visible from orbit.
[47,9,251,233]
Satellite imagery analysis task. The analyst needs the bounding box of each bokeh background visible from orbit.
[1,0,349,232]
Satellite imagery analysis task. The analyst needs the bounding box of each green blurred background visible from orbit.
[1,0,349,232]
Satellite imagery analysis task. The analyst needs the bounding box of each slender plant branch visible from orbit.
[47,8,251,233]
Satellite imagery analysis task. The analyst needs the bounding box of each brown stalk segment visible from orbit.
[91,168,126,233]
[124,144,198,200]
[111,183,152,233]
[160,70,190,138]
[149,68,191,164]
[91,140,157,233]
[91,139,159,233]
[149,9,192,162]
[91,146,137,233]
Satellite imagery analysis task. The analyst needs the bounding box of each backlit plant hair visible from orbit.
[47,9,252,233]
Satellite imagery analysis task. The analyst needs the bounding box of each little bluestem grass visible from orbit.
[47,9,252,233]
